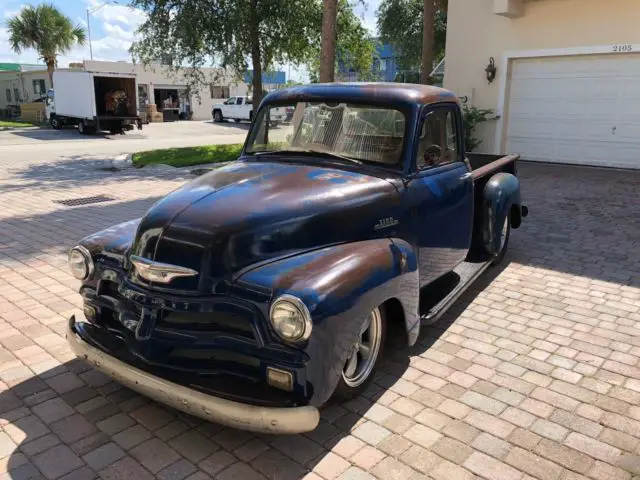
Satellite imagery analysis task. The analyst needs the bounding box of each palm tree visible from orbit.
[7,4,86,85]
[319,0,338,82]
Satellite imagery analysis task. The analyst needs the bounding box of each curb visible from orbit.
[107,154,232,175]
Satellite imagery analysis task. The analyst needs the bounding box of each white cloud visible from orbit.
[4,4,26,19]
[102,22,136,42]
[86,0,146,28]
[353,0,380,35]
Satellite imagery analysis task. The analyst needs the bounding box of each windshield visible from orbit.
[245,102,407,167]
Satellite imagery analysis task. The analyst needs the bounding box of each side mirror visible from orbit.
[423,144,443,167]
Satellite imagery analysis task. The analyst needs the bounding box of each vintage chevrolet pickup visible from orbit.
[66,83,528,434]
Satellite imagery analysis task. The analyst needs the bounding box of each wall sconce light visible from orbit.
[485,57,497,84]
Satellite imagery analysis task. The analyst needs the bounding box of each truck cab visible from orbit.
[66,83,527,434]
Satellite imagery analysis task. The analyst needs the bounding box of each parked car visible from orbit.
[212,95,287,124]
[66,83,528,434]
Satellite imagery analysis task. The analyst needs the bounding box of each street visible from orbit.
[0,123,639,480]
[0,121,249,172]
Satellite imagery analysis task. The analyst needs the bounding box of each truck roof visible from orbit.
[264,82,460,108]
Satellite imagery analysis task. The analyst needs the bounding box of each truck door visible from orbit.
[222,97,236,118]
[236,97,249,120]
[409,104,474,287]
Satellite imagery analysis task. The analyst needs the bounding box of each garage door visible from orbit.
[505,54,640,169]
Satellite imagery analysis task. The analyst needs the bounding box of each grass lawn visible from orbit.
[132,143,244,168]
[0,120,36,128]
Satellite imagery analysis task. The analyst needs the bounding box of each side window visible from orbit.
[416,107,460,169]
[236,97,243,105]
[225,97,236,105]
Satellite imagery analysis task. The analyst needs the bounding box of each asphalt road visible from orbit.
[0,121,251,172]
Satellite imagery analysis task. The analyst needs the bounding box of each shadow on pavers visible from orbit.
[7,155,193,192]
[0,262,503,480]
[510,162,640,289]
[0,197,168,267]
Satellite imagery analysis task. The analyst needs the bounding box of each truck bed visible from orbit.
[467,152,519,179]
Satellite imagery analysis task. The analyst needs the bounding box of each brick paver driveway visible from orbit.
[0,158,639,480]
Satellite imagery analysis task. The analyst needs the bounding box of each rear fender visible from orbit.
[483,172,521,255]
[234,239,419,405]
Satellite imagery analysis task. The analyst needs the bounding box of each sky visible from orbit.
[0,0,381,82]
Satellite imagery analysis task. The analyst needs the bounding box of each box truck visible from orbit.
[46,70,142,134]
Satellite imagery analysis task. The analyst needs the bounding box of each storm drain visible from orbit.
[55,194,116,207]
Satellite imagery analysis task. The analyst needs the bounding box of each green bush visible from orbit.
[462,104,499,152]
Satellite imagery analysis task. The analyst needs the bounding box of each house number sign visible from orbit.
[612,45,633,52]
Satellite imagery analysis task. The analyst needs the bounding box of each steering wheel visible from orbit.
[423,144,443,166]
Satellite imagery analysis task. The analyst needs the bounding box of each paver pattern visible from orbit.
[0,154,639,480]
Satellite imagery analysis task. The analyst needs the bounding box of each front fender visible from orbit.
[483,173,521,255]
[234,239,419,405]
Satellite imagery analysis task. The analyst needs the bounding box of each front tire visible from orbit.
[333,306,386,400]
[49,115,61,129]
[492,215,511,265]
[213,110,223,122]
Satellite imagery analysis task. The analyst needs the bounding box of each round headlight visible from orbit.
[269,295,312,342]
[68,246,94,280]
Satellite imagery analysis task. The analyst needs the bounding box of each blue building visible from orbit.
[337,43,400,82]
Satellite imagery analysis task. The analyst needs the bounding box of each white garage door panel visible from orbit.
[505,54,640,169]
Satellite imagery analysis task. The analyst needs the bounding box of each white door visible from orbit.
[505,53,640,169]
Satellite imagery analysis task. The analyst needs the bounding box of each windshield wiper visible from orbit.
[251,148,362,165]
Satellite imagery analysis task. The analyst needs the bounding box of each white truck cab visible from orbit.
[212,96,286,124]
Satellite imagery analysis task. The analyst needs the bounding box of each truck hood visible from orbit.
[129,160,401,293]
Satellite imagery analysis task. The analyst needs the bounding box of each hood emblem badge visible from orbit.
[130,255,198,283]
[374,217,399,231]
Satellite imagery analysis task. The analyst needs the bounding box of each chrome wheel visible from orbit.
[499,216,509,250]
[342,307,383,388]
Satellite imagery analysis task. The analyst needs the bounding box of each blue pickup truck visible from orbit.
[66,83,527,434]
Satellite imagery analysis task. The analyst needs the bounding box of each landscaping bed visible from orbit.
[132,144,243,168]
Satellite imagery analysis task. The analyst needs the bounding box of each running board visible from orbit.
[420,260,492,325]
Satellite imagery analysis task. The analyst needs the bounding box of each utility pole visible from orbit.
[87,1,118,61]
[86,8,93,60]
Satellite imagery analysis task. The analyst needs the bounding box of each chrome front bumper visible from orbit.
[66,317,320,434]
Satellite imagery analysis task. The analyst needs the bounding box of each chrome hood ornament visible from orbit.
[130,255,198,283]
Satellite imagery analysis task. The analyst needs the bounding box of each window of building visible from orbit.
[33,79,46,96]
[379,59,387,71]
[210,85,230,99]
[6,89,11,103]
[416,107,460,169]
[13,88,21,103]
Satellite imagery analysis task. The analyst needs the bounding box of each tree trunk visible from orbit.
[46,58,55,86]
[319,0,338,83]
[249,0,263,108]
[421,0,435,84]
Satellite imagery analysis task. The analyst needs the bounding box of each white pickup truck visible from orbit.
[212,96,287,124]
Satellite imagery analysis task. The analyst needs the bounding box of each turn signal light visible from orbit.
[267,367,293,391]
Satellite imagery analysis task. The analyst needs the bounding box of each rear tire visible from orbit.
[77,120,87,135]
[492,215,511,266]
[332,306,386,401]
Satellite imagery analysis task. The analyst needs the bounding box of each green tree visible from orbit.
[377,0,447,78]
[309,0,377,83]
[131,0,323,106]
[6,4,86,85]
